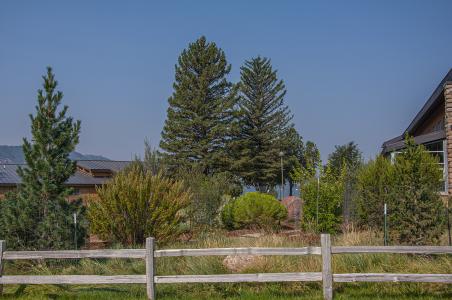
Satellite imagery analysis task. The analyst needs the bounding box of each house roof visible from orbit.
[0,160,130,186]
[76,160,130,173]
[382,69,452,153]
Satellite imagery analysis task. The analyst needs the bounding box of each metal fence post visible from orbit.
[321,234,333,300]
[146,237,156,300]
[0,240,5,295]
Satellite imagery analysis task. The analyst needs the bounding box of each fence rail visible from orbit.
[0,236,451,300]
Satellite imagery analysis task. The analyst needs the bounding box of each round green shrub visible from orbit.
[221,192,287,230]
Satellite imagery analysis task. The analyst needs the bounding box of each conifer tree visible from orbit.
[390,137,445,245]
[284,127,321,196]
[0,67,86,250]
[160,36,238,175]
[284,127,304,196]
[233,56,292,192]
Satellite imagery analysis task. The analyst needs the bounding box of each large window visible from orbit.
[424,140,447,193]
[390,140,447,193]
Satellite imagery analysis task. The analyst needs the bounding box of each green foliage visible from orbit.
[142,139,166,175]
[354,155,393,228]
[177,166,242,227]
[327,141,362,224]
[301,165,344,233]
[0,67,86,250]
[87,164,191,245]
[289,140,321,194]
[221,192,287,230]
[328,141,362,177]
[284,127,303,196]
[232,56,292,192]
[389,137,445,245]
[354,137,446,245]
[160,36,238,175]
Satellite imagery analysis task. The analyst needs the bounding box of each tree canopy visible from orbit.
[160,36,238,175]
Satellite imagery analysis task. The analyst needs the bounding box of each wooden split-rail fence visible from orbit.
[0,234,451,300]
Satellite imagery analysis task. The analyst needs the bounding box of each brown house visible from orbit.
[0,160,130,200]
[382,68,452,195]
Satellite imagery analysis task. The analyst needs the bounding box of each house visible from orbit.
[382,68,452,195]
[0,160,130,200]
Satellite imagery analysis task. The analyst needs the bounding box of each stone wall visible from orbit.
[444,82,452,195]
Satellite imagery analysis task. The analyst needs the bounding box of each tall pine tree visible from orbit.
[284,127,304,196]
[160,36,238,175]
[233,56,292,192]
[0,67,86,250]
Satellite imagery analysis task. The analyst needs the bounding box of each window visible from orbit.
[424,140,447,193]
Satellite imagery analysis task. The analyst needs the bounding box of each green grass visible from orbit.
[1,283,451,299]
[1,230,451,299]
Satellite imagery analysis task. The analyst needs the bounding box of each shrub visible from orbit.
[87,164,191,245]
[301,165,344,233]
[354,155,393,229]
[389,137,445,245]
[354,137,446,245]
[221,192,287,230]
[176,167,242,228]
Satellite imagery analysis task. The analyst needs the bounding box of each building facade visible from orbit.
[382,69,452,195]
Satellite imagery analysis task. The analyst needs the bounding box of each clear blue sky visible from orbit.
[1,1,452,161]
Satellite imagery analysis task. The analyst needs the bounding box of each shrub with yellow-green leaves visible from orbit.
[221,192,287,230]
[88,163,191,245]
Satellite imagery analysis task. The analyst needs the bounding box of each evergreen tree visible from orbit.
[234,56,292,192]
[289,140,321,195]
[0,67,86,250]
[354,155,393,229]
[284,127,320,196]
[390,137,445,245]
[284,127,304,196]
[328,141,362,177]
[301,141,321,176]
[160,36,238,175]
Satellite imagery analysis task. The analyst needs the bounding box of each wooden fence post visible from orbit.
[0,240,5,295]
[321,234,333,300]
[146,237,156,300]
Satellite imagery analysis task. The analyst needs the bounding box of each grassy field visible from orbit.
[1,230,451,299]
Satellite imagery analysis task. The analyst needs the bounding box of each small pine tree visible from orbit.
[354,155,393,229]
[233,56,292,191]
[0,67,86,250]
[390,137,445,245]
[160,36,238,175]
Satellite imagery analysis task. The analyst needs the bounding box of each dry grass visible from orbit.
[1,229,451,299]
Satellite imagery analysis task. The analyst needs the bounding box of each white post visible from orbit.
[321,234,333,300]
[146,237,156,300]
